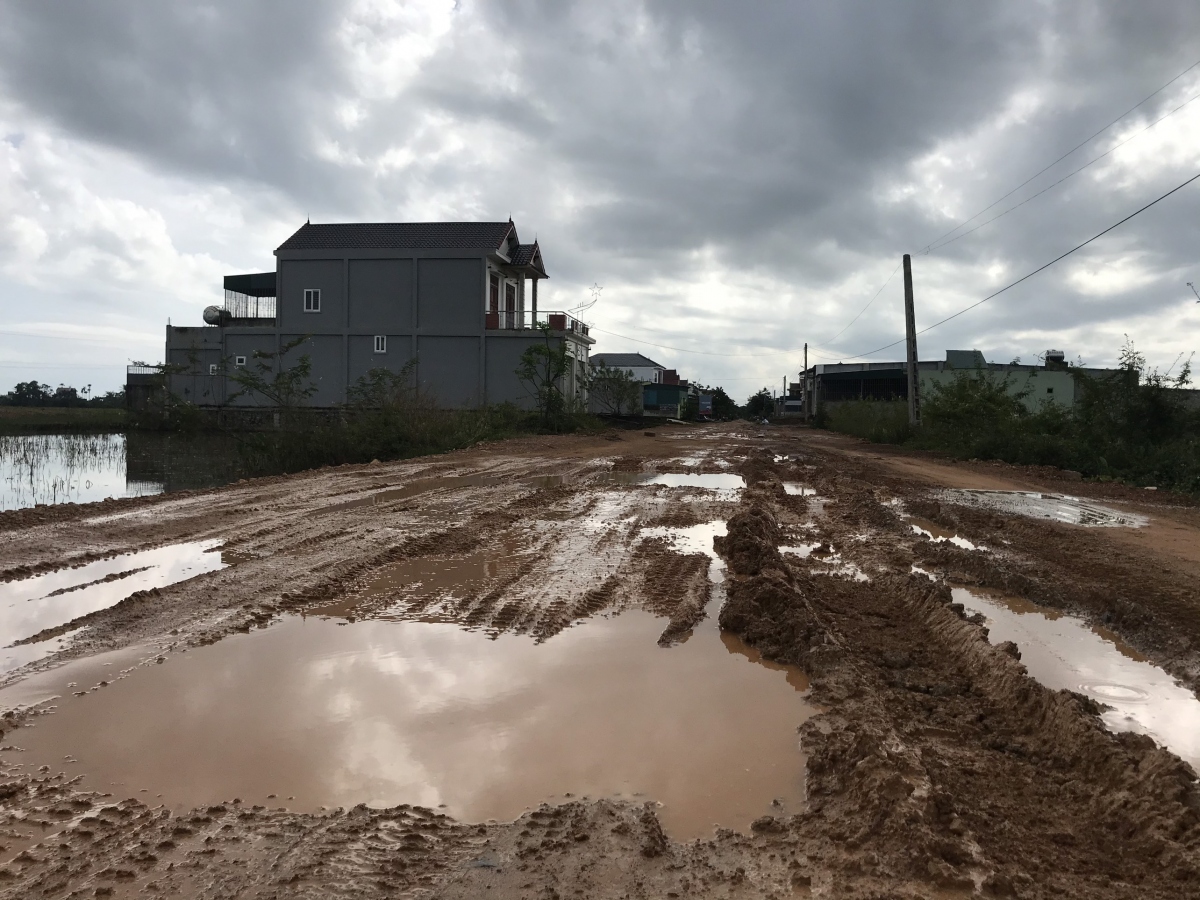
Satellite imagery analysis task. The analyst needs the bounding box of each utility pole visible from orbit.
[904,253,921,425]
[803,342,808,421]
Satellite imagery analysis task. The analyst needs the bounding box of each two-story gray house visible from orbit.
[156,220,593,410]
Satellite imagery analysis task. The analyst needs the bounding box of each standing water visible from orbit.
[953,586,1200,771]
[0,432,241,511]
[0,525,817,840]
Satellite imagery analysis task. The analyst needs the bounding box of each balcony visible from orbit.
[485,309,592,342]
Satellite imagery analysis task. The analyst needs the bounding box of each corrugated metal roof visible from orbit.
[591,352,663,369]
[276,222,514,252]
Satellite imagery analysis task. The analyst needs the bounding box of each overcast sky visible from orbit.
[2,1,1199,398]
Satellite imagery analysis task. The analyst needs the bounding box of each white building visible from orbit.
[590,352,666,384]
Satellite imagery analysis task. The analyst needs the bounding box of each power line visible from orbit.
[846,168,1200,360]
[587,325,806,358]
[924,89,1200,254]
[918,54,1200,254]
[815,262,903,347]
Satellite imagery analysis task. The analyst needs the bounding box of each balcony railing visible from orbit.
[485,309,590,338]
[224,292,277,321]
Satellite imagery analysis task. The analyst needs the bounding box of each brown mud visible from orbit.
[0,424,1197,897]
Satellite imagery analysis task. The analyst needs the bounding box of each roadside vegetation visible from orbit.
[0,381,127,433]
[820,340,1200,493]
[220,338,601,476]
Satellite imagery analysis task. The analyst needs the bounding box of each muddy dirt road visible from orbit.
[0,423,1198,898]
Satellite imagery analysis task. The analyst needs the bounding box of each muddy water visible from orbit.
[783,483,817,496]
[953,587,1200,770]
[646,473,744,492]
[938,489,1146,528]
[1,577,815,840]
[909,518,980,551]
[0,541,225,672]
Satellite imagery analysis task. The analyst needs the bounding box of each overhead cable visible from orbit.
[845,168,1200,360]
[918,54,1200,254]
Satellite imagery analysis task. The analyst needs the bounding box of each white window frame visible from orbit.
[373,335,387,354]
[303,288,321,313]
[234,355,247,367]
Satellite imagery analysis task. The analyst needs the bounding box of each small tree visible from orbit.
[227,336,318,418]
[516,323,571,430]
[4,381,53,406]
[590,362,641,415]
[744,389,774,420]
[710,387,738,420]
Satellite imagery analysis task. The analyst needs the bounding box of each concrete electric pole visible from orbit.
[904,253,921,426]
[803,342,808,421]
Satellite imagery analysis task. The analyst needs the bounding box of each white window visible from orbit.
[304,288,321,312]
[235,355,247,367]
[373,335,387,354]
[209,364,218,376]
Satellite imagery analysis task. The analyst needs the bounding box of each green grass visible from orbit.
[820,400,911,444]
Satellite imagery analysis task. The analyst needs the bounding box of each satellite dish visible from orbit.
[203,305,224,325]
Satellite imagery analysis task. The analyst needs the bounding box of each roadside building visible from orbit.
[589,353,667,384]
[801,349,1117,415]
[142,220,593,411]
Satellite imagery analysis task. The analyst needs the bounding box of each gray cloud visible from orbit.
[1,0,1198,395]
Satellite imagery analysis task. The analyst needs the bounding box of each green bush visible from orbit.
[823,339,1200,494]
[823,400,911,443]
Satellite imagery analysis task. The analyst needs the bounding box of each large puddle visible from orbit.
[0,542,225,673]
[953,587,1200,770]
[0,528,816,840]
[938,489,1146,528]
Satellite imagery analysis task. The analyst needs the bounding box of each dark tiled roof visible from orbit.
[276,222,514,252]
[591,352,664,369]
[510,243,536,266]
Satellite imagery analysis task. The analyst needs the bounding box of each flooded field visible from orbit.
[0,432,241,510]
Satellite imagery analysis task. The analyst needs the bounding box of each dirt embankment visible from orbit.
[0,425,1198,897]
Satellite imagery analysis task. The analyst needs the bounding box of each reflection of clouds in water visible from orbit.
[954,587,1200,769]
[938,489,1146,528]
[6,610,816,839]
[0,541,224,662]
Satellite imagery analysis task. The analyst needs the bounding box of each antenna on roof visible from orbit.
[1189,281,1200,302]
[306,216,310,225]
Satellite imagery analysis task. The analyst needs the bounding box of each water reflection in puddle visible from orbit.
[782,483,817,497]
[0,542,225,672]
[953,587,1200,770]
[909,518,980,551]
[1,605,816,840]
[938,490,1145,528]
[646,473,745,492]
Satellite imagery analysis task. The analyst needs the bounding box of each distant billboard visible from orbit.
[699,393,713,416]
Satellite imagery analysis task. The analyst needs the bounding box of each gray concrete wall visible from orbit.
[278,259,344,334]
[417,335,480,408]
[417,258,482,334]
[349,259,413,332]
[279,334,344,407]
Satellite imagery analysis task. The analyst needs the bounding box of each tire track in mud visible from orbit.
[711,446,1200,895]
[5,426,1199,897]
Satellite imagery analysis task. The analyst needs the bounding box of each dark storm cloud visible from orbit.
[1,0,1199,384]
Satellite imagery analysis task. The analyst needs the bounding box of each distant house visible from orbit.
[801,348,1119,414]
[143,220,593,410]
[590,353,667,384]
